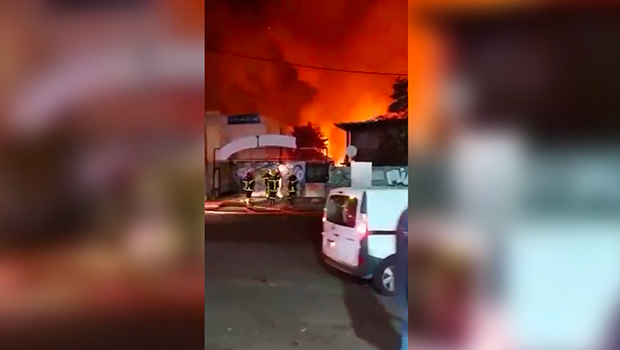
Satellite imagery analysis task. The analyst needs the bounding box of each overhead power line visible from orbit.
[206,47,407,77]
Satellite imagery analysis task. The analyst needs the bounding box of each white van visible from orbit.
[321,186,408,295]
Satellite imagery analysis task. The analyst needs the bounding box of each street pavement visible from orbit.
[205,212,402,350]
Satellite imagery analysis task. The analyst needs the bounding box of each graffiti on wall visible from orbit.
[328,166,409,189]
[385,167,408,186]
[232,161,306,196]
[328,166,351,189]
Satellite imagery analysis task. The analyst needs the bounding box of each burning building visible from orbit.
[206,0,407,163]
[336,112,408,166]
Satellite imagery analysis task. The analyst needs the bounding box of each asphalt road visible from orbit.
[205,212,401,350]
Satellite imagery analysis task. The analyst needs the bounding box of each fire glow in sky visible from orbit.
[206,0,407,162]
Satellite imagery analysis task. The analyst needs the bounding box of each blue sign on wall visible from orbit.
[227,113,261,125]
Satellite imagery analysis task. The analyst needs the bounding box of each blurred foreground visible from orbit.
[409,2,620,349]
[0,1,204,349]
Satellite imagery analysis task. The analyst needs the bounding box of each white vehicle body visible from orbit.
[321,186,408,295]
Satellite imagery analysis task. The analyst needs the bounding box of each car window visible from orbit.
[326,195,358,227]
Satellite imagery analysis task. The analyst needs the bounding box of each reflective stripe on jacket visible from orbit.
[288,180,298,193]
[266,179,279,192]
[242,179,254,191]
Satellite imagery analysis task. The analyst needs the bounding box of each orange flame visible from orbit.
[206,0,406,163]
[307,97,391,162]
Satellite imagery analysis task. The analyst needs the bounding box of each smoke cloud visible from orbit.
[206,0,407,161]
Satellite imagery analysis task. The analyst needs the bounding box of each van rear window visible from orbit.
[326,195,358,227]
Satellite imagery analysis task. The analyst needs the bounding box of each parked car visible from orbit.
[321,186,408,295]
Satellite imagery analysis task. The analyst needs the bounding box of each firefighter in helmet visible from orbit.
[287,173,299,204]
[241,171,255,204]
[264,169,281,205]
[274,168,282,183]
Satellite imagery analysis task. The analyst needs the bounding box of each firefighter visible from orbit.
[274,168,282,184]
[262,172,268,197]
[265,169,280,205]
[287,174,299,204]
[241,171,255,204]
[262,170,272,198]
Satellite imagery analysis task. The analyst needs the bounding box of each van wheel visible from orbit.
[371,255,396,296]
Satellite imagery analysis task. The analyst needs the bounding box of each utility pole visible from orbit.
[279,127,283,161]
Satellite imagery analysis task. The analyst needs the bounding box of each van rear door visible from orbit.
[323,193,363,267]
[365,189,408,231]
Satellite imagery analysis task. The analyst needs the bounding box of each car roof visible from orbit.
[328,186,408,198]
[329,186,407,192]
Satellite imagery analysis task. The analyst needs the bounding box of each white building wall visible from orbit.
[205,111,225,196]
[205,112,286,196]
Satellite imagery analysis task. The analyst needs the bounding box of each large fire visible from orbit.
[206,0,407,163]
[299,82,394,162]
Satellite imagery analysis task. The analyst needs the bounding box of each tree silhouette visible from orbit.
[388,77,408,114]
[377,76,408,165]
[291,122,328,160]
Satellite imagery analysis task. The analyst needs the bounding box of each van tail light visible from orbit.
[322,209,327,223]
[357,213,369,236]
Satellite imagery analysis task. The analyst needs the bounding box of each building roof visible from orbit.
[335,111,407,131]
